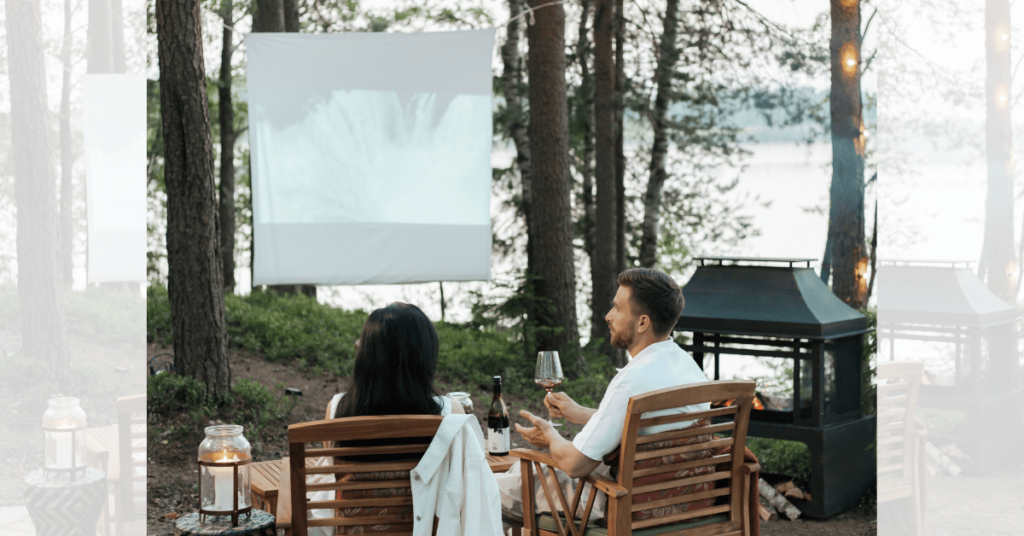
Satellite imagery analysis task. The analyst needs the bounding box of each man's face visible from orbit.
[605,286,639,349]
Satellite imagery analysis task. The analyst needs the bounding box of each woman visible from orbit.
[328,301,462,424]
[308,302,462,535]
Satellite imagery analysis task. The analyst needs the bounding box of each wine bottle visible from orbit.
[487,375,510,456]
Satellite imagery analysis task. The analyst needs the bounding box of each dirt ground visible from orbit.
[0,329,145,508]
[146,344,876,536]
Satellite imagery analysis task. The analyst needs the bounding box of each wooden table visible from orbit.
[250,454,515,514]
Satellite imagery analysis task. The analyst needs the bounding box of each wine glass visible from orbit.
[535,351,564,427]
[446,392,474,415]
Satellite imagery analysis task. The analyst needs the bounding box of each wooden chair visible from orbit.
[276,415,445,536]
[877,361,928,536]
[511,380,759,536]
[116,394,147,535]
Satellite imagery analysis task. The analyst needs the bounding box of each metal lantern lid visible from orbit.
[877,261,1018,327]
[675,257,868,339]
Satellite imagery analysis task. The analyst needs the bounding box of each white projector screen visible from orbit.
[84,74,147,283]
[246,30,496,286]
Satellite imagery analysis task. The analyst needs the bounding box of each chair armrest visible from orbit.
[742,462,760,475]
[579,472,628,498]
[914,416,928,438]
[276,457,293,528]
[510,448,558,467]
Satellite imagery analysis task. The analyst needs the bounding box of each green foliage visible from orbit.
[147,284,173,343]
[231,378,298,433]
[148,371,210,418]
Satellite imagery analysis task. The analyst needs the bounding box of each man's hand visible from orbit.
[515,410,601,479]
[514,410,557,449]
[544,392,597,425]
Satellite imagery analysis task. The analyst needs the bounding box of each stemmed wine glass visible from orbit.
[535,351,564,427]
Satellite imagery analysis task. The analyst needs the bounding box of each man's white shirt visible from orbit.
[571,338,710,461]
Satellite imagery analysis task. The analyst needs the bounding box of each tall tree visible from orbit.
[574,0,597,283]
[980,0,1017,301]
[614,0,626,275]
[592,0,620,364]
[526,0,584,373]
[501,0,533,262]
[827,0,868,308]
[60,0,74,287]
[156,0,231,397]
[6,0,72,380]
[253,0,285,32]
[638,0,682,268]
[111,0,126,72]
[284,0,300,32]
[219,0,237,294]
[88,0,114,73]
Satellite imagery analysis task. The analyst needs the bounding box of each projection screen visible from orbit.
[246,30,496,286]
[84,74,147,283]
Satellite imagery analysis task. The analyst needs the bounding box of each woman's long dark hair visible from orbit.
[335,302,442,418]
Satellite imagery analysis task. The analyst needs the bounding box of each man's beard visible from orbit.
[609,322,636,349]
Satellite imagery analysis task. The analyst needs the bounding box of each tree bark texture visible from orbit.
[592,0,619,363]
[614,0,626,275]
[502,0,533,264]
[982,0,1017,301]
[284,0,300,32]
[60,0,74,287]
[828,0,867,308]
[527,0,583,373]
[639,0,681,268]
[87,0,113,73]
[6,0,72,378]
[156,0,231,397]
[219,0,237,293]
[253,0,285,32]
[576,0,596,273]
[110,0,126,72]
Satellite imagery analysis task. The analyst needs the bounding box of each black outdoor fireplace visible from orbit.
[877,260,1023,474]
[674,257,875,518]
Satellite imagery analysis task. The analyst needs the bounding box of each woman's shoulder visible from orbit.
[435,395,451,416]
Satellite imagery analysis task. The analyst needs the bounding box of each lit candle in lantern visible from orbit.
[52,420,76,469]
[209,450,240,512]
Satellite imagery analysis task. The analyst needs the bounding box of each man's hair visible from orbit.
[616,268,685,336]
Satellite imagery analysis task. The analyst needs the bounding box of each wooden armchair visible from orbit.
[276,415,444,536]
[877,361,927,536]
[511,380,759,536]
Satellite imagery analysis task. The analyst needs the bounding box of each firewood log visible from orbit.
[758,503,777,522]
[775,481,795,495]
[784,487,805,501]
[758,478,801,520]
[926,441,962,476]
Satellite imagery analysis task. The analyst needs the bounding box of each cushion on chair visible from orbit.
[536,513,729,535]
[331,461,415,535]
[609,419,718,523]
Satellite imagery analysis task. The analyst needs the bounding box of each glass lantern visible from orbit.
[198,425,252,525]
[42,397,87,480]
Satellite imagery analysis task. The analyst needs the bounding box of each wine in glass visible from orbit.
[535,351,565,427]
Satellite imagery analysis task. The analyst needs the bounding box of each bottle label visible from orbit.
[487,426,510,453]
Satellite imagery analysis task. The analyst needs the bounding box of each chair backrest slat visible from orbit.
[876,361,925,485]
[116,394,146,519]
[611,380,755,535]
[288,415,444,536]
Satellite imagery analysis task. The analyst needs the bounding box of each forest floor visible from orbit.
[145,342,876,536]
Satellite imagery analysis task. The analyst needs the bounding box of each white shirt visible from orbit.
[571,339,710,461]
[410,414,503,536]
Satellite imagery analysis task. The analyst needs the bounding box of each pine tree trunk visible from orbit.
[592,0,619,364]
[828,0,867,308]
[527,0,584,374]
[983,0,1017,301]
[219,0,237,294]
[111,0,126,72]
[156,0,231,397]
[253,0,284,32]
[60,0,74,288]
[614,0,626,275]
[6,0,72,381]
[639,0,681,269]
[88,0,114,73]
[284,0,300,32]
[576,0,596,274]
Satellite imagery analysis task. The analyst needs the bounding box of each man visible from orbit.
[497,267,709,521]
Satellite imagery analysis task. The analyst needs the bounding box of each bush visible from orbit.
[147,284,174,343]
[746,437,813,486]
[148,371,208,418]
[231,378,297,432]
